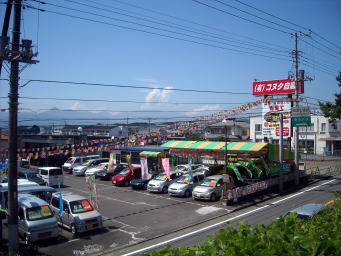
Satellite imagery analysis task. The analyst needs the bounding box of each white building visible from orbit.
[250,115,341,156]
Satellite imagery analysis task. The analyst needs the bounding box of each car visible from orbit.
[84,162,109,177]
[97,163,129,180]
[62,155,100,174]
[285,203,325,219]
[194,167,209,176]
[112,167,141,186]
[50,192,102,235]
[192,175,224,201]
[38,167,63,187]
[130,174,157,190]
[72,158,109,176]
[147,171,184,193]
[18,169,45,185]
[168,173,205,197]
[174,165,190,172]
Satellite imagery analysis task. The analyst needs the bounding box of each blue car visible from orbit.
[130,174,157,190]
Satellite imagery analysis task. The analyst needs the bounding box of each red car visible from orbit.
[112,167,141,186]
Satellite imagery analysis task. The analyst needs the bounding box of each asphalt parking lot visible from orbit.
[35,173,231,256]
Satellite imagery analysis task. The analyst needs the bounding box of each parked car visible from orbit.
[18,193,59,244]
[84,162,109,177]
[73,158,109,176]
[174,165,190,172]
[62,155,100,174]
[38,167,63,187]
[97,163,129,180]
[18,169,45,185]
[285,203,325,219]
[112,167,141,186]
[168,173,205,197]
[194,167,209,176]
[130,173,157,190]
[192,175,224,201]
[147,171,183,193]
[50,192,102,235]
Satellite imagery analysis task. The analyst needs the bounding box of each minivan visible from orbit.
[18,169,45,185]
[147,171,183,193]
[62,155,100,174]
[72,158,109,176]
[192,175,224,201]
[49,192,102,235]
[18,193,59,244]
[38,167,63,187]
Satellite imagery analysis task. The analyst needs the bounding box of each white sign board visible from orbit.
[291,106,310,117]
[262,101,291,138]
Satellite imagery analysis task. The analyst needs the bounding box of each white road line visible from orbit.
[121,178,338,256]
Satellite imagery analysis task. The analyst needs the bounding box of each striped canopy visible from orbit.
[160,140,268,152]
[139,151,165,157]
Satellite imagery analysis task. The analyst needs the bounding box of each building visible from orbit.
[250,115,341,156]
[205,120,250,141]
[61,125,128,137]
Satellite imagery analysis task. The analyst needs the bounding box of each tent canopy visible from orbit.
[140,151,165,157]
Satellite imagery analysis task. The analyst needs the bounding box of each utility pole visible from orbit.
[8,0,22,254]
[293,33,300,186]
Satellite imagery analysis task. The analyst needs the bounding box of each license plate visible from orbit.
[86,224,93,230]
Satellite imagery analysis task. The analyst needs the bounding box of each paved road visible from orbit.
[108,177,341,256]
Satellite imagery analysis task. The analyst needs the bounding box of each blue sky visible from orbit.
[0,0,340,125]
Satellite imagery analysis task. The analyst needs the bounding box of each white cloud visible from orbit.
[140,86,173,109]
[70,102,120,115]
[186,104,221,116]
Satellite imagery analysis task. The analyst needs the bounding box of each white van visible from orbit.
[18,193,59,244]
[38,167,63,187]
[62,155,100,174]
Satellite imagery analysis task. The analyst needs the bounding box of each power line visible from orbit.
[15,78,253,94]
[301,39,341,61]
[191,0,292,35]
[0,96,250,105]
[311,31,341,51]
[26,1,290,59]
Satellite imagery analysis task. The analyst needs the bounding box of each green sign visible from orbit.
[291,116,311,127]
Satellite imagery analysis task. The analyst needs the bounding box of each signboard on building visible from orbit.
[291,106,311,127]
[262,101,291,138]
[252,78,304,96]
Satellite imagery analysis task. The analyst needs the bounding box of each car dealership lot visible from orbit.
[37,173,231,256]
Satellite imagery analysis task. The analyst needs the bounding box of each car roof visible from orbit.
[52,192,86,202]
[38,167,61,171]
[205,175,223,179]
[288,203,324,216]
[18,193,48,208]
[18,169,37,174]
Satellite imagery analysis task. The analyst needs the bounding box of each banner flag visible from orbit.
[85,175,99,210]
[162,158,171,181]
[140,157,148,179]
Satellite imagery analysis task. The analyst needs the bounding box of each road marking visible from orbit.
[120,178,338,256]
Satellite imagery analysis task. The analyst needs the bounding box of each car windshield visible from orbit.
[69,199,94,214]
[99,163,108,169]
[155,173,168,181]
[176,166,186,170]
[26,205,54,221]
[82,161,92,166]
[66,158,76,164]
[26,173,39,179]
[201,178,218,187]
[176,175,193,184]
[119,169,130,176]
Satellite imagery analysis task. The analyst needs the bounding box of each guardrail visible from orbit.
[307,164,341,177]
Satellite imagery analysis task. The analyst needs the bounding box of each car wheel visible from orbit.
[162,186,168,194]
[143,183,148,190]
[210,193,217,202]
[184,190,191,197]
[71,224,77,235]
[124,181,130,186]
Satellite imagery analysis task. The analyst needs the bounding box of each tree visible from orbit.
[319,71,341,120]
[185,133,204,141]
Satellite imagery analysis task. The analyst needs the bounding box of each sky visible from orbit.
[0,0,340,126]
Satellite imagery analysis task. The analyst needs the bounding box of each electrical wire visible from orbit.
[191,0,292,35]
[301,39,341,61]
[26,1,291,59]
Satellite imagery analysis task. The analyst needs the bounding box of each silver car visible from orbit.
[72,158,109,176]
[168,173,205,197]
[147,171,183,193]
[49,192,102,235]
[18,193,59,244]
[192,175,224,201]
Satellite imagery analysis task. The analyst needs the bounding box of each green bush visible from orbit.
[144,199,341,256]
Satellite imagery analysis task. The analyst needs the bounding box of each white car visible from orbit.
[85,162,109,177]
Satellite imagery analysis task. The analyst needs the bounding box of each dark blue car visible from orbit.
[130,174,157,190]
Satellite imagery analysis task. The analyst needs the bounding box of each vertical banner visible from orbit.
[188,159,193,177]
[108,153,116,174]
[58,181,63,216]
[140,157,148,179]
[162,158,171,181]
[85,176,98,210]
[126,154,132,171]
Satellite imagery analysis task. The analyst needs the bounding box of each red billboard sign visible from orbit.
[276,127,289,137]
[252,78,303,96]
